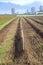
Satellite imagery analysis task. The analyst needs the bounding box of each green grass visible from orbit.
[0,30,15,59]
[0,40,12,58]
[0,15,16,30]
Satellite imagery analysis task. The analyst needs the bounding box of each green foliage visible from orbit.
[0,15,16,30]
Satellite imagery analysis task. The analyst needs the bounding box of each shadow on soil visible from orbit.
[13,18,30,65]
[13,18,23,58]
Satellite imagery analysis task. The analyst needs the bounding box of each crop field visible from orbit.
[0,15,16,30]
[0,15,43,65]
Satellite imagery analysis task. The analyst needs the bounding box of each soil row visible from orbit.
[22,18,43,65]
[24,17,43,38]
[30,18,43,25]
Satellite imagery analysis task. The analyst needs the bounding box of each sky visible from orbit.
[0,0,43,5]
[0,0,43,14]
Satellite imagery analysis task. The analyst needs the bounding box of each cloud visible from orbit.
[38,0,43,5]
[11,0,35,5]
[0,0,43,5]
[9,0,43,5]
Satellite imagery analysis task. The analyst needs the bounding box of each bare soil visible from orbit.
[0,17,43,65]
[22,18,43,65]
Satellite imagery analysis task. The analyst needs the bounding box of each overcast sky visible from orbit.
[0,0,43,5]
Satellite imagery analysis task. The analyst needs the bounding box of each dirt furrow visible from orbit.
[24,18,43,38]
[0,17,19,64]
[13,18,29,65]
[30,18,43,25]
[0,17,43,65]
[22,18,43,65]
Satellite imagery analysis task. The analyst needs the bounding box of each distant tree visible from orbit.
[11,8,15,15]
[27,9,29,14]
[39,5,43,12]
[31,7,36,14]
